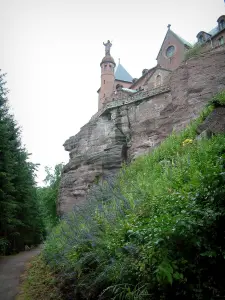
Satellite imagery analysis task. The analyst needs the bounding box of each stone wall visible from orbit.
[58,47,225,215]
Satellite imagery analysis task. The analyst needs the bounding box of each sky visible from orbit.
[0,0,224,185]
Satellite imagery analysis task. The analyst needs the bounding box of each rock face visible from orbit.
[197,107,225,136]
[58,47,225,215]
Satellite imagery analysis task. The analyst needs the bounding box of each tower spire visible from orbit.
[98,40,116,110]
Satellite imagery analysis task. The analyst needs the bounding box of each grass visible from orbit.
[17,254,62,300]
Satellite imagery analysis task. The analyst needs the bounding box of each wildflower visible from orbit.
[182,138,193,146]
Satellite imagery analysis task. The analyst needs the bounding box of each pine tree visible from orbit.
[0,71,45,254]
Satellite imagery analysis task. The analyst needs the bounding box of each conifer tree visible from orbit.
[0,71,44,254]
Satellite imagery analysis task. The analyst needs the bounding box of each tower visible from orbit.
[99,40,116,110]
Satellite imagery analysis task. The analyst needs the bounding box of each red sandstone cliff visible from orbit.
[58,47,225,215]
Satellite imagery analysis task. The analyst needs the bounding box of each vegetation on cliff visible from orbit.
[184,43,202,60]
[26,92,225,299]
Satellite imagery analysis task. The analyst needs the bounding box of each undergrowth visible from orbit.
[41,92,225,299]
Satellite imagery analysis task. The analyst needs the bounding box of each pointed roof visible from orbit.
[115,63,133,83]
[156,27,192,59]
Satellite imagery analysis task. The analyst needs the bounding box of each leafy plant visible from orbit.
[208,90,225,107]
[37,163,64,233]
[41,92,225,299]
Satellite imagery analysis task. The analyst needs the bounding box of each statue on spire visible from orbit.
[103,40,112,55]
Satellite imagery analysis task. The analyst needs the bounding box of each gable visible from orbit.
[156,29,191,60]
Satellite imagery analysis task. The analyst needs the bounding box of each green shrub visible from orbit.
[208,90,225,107]
[43,94,225,299]
[184,43,202,61]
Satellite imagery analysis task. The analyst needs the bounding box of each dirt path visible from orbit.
[0,246,42,300]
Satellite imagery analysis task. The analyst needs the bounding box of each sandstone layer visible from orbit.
[58,47,225,215]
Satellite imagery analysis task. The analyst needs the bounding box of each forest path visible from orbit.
[0,246,42,300]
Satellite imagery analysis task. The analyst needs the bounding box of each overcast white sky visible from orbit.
[0,0,224,185]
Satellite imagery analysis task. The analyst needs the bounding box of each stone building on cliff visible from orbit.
[59,15,225,215]
[98,15,225,110]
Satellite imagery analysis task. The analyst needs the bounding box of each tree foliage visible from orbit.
[0,71,45,255]
[37,163,64,233]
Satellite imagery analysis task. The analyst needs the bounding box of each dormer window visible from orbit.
[116,84,123,90]
[142,69,148,76]
[217,15,225,31]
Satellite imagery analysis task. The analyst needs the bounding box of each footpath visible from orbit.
[0,247,42,300]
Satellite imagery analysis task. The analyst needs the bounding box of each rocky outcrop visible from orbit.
[58,47,225,215]
[197,107,225,136]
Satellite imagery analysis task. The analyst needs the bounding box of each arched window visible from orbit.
[156,75,162,87]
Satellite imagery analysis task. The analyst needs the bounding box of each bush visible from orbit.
[184,43,202,61]
[208,90,225,107]
[42,94,225,299]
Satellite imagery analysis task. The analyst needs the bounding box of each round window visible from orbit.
[166,45,175,58]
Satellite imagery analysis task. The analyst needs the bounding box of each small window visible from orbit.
[218,36,224,46]
[198,35,204,44]
[166,45,175,58]
[219,19,225,30]
[156,75,162,87]
[104,80,105,84]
